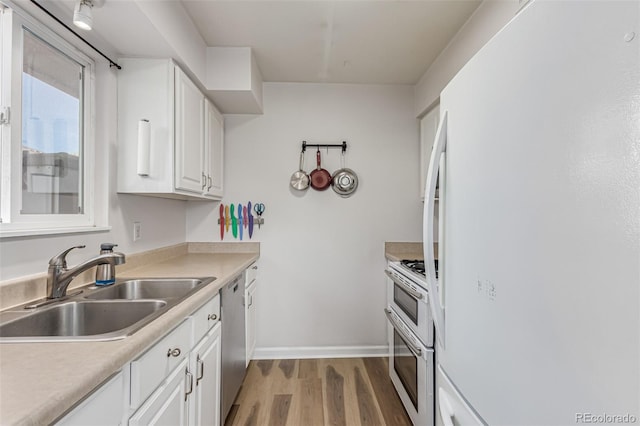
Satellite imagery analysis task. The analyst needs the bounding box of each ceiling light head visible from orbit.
[73,0,93,31]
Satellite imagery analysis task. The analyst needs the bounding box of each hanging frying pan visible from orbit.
[309,149,331,191]
[290,150,310,191]
[331,150,358,197]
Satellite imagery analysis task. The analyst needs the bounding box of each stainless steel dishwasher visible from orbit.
[221,274,246,421]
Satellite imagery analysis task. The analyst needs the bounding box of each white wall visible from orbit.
[1,0,521,352]
[0,63,187,280]
[187,82,422,357]
[415,0,521,116]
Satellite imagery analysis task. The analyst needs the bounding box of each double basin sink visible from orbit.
[0,277,216,342]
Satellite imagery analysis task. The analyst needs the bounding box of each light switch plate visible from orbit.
[133,222,142,241]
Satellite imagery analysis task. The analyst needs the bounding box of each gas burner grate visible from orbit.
[400,259,438,278]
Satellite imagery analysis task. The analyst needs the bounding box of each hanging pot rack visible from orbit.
[302,141,347,153]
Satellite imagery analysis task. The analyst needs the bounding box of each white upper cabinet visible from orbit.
[117,58,224,200]
[175,67,206,194]
[203,99,224,199]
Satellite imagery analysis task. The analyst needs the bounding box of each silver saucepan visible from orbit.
[290,150,310,191]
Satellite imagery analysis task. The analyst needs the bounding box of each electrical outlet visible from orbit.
[133,222,142,241]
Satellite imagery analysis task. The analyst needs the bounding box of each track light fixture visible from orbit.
[73,0,93,31]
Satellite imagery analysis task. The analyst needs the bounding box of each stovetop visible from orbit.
[400,259,438,279]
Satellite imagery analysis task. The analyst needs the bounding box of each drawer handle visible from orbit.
[167,348,181,357]
[207,313,218,321]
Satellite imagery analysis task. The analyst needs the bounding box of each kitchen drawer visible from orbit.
[130,319,191,409]
[191,294,220,344]
[245,262,258,287]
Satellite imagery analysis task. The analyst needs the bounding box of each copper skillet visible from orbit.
[309,149,331,191]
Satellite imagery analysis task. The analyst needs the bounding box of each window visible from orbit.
[1,5,98,236]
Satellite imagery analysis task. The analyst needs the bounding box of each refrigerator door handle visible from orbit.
[423,110,447,347]
[438,388,456,426]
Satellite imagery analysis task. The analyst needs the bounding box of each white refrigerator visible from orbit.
[422,1,640,425]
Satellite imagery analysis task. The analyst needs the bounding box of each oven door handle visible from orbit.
[384,269,424,300]
[384,308,423,357]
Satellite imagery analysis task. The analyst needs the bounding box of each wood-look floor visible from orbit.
[224,358,412,426]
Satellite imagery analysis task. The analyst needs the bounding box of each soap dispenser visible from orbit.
[95,243,118,286]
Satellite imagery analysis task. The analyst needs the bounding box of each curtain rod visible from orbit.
[29,0,121,70]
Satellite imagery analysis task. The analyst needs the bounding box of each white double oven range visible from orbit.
[385,259,436,426]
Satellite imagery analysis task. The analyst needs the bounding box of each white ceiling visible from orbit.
[182,1,481,84]
[40,0,482,85]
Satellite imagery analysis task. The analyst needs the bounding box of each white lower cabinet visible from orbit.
[188,323,222,426]
[245,280,257,366]
[56,371,126,425]
[129,358,189,426]
[126,294,221,425]
[244,262,258,366]
[130,319,192,409]
[59,293,222,426]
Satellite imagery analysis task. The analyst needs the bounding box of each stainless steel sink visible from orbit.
[0,276,216,343]
[85,278,205,300]
[0,300,167,342]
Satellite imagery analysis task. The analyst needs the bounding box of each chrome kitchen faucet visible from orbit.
[47,245,126,299]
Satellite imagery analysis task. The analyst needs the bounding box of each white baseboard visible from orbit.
[252,345,388,360]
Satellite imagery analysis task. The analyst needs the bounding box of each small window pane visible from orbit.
[21,29,83,215]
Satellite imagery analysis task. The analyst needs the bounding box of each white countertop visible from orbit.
[0,250,258,425]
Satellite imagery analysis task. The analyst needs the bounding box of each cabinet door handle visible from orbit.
[207,175,212,190]
[167,348,181,357]
[201,172,207,190]
[185,369,193,401]
[208,313,218,321]
[196,355,205,385]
